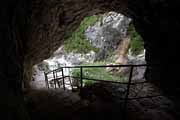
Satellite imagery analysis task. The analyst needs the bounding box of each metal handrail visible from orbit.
[44,63,161,119]
[44,64,155,74]
[44,64,150,89]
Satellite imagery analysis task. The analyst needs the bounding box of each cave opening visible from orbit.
[24,9,159,120]
[30,11,145,90]
[24,11,173,120]
[4,0,180,120]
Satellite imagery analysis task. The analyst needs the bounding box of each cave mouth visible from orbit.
[25,10,178,120]
[23,8,180,119]
[30,11,146,90]
[5,0,180,120]
[26,12,171,120]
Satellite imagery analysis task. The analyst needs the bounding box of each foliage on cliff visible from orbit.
[128,24,144,55]
[64,15,99,54]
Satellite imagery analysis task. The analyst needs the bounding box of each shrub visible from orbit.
[71,68,81,87]
[64,15,100,54]
[128,24,144,55]
[71,62,126,87]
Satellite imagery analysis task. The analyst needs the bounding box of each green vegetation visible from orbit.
[71,62,126,86]
[128,24,144,55]
[64,15,100,54]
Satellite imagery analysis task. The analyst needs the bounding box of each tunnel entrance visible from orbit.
[5,0,180,120]
[30,12,145,89]
[25,12,176,120]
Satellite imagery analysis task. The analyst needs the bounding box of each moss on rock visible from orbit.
[128,24,144,55]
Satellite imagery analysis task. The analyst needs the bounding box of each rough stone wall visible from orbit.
[2,0,31,119]
[128,0,180,95]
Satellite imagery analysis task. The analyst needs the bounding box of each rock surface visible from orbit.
[85,12,131,60]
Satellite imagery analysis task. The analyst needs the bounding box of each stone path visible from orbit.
[25,82,179,120]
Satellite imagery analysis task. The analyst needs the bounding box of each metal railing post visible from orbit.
[123,66,134,119]
[44,72,49,89]
[62,68,65,90]
[67,67,73,89]
[56,70,61,88]
[53,70,56,89]
[80,67,83,90]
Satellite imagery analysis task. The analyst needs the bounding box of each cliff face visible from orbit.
[85,12,131,60]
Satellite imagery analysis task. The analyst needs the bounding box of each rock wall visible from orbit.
[85,12,131,60]
[3,0,31,119]
[128,0,180,95]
